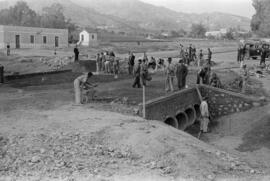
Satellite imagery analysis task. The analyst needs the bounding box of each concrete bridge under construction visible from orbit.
[141,85,263,130]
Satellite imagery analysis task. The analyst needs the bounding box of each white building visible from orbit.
[78,30,98,47]
[205,29,228,39]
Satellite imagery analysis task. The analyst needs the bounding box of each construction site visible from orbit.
[0,38,270,181]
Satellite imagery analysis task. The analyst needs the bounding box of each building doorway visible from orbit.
[55,36,59,47]
[15,35,20,49]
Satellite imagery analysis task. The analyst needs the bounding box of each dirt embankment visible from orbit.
[0,103,263,181]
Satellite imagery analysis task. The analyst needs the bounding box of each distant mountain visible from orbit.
[0,0,251,32]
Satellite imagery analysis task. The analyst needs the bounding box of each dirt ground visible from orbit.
[1,42,270,180]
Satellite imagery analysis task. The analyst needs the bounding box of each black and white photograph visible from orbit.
[0,0,270,180]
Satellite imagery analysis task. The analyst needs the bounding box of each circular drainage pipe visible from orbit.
[185,107,196,126]
[164,117,178,129]
[176,112,188,130]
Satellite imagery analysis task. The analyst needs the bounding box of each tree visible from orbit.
[170,30,179,38]
[0,1,78,42]
[41,3,66,29]
[251,0,270,37]
[189,23,207,38]
[66,18,78,43]
[0,1,40,27]
[223,31,235,40]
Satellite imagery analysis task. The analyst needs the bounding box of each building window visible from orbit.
[92,35,95,39]
[81,35,84,41]
[43,36,47,44]
[30,35,34,44]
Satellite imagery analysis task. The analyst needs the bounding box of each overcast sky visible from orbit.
[141,0,255,18]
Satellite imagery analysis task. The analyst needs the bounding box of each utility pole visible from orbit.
[143,85,146,119]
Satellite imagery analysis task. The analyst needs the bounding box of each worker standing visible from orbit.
[240,64,249,93]
[165,57,175,92]
[128,52,135,75]
[175,59,188,90]
[198,97,210,139]
[113,57,119,79]
[74,72,96,105]
[237,44,242,63]
[140,59,148,86]
[198,49,204,67]
[179,45,185,60]
[104,52,110,73]
[132,59,142,88]
[240,46,245,68]
[74,45,79,62]
[6,44,10,56]
[101,52,106,72]
[188,44,192,65]
[260,47,267,67]
[207,48,212,66]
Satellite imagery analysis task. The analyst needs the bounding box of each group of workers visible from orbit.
[165,57,188,92]
[96,51,120,78]
[179,44,212,66]
[130,53,151,88]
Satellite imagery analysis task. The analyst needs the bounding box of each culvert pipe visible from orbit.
[185,107,196,126]
[176,112,188,130]
[164,117,178,129]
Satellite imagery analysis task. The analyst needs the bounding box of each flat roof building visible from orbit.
[0,25,68,49]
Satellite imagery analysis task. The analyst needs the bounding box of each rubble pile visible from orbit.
[39,56,73,70]
[0,133,143,179]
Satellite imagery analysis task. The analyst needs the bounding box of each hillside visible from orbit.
[0,0,251,32]
[0,0,142,32]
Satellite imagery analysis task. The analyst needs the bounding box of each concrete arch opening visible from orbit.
[185,107,196,125]
[194,104,201,118]
[176,112,188,130]
[164,117,178,128]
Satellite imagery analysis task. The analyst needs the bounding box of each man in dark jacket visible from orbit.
[176,59,188,90]
[188,44,192,64]
[132,59,142,88]
[260,47,267,66]
[128,52,135,75]
[197,65,211,85]
[74,45,79,62]
[7,44,10,56]
[207,48,212,66]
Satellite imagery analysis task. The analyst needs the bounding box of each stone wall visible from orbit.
[199,85,261,119]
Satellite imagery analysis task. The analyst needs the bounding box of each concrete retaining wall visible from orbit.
[143,88,201,130]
